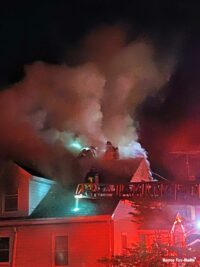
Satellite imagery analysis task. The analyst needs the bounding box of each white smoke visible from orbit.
[0,26,176,181]
[33,41,173,158]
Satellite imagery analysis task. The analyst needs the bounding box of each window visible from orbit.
[54,236,68,266]
[0,237,9,262]
[121,233,127,255]
[4,186,18,212]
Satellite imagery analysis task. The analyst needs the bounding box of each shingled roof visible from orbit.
[30,184,119,218]
[0,158,144,220]
[29,158,144,219]
[79,157,143,183]
[14,161,49,179]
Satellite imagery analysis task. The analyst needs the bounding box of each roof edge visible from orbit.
[31,175,56,185]
[0,215,112,226]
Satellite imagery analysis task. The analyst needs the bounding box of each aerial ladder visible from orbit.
[75,180,200,204]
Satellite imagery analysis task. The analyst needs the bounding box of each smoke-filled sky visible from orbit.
[0,0,200,182]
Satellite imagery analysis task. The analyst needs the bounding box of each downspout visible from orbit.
[11,227,17,267]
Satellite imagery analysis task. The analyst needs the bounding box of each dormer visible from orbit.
[0,162,55,218]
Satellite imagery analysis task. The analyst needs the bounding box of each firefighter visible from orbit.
[104,141,115,160]
[106,141,114,151]
[78,146,96,159]
[113,147,119,159]
[78,149,87,158]
[89,146,97,158]
[84,167,99,196]
[84,167,96,183]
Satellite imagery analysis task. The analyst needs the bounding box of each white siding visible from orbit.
[29,177,53,215]
[112,200,139,255]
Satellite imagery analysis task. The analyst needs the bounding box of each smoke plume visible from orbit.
[0,25,176,183]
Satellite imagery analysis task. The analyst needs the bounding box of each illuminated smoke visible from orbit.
[0,25,176,182]
[101,41,174,157]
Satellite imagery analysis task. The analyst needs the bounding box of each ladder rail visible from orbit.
[75,181,200,203]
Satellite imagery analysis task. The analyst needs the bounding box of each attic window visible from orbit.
[4,186,18,212]
[0,237,10,262]
[54,236,68,266]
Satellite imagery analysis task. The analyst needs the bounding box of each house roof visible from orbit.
[15,161,48,178]
[30,158,143,219]
[30,184,119,218]
[15,157,143,184]
[88,158,143,183]
[0,158,143,220]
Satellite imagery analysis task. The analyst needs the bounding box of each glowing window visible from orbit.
[54,236,68,266]
[0,237,9,262]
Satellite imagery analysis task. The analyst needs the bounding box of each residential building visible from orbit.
[0,158,150,267]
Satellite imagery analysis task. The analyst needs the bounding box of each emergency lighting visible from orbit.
[69,140,82,150]
[73,198,80,212]
[196,221,200,229]
[73,208,80,212]
[75,194,83,199]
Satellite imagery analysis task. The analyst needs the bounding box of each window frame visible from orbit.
[0,237,10,264]
[52,235,68,267]
[2,187,18,213]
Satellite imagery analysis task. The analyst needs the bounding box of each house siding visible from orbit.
[0,219,113,267]
[113,200,139,255]
[29,178,53,215]
[0,168,30,218]
[0,159,149,266]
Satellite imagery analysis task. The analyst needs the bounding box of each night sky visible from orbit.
[1,0,200,181]
[0,0,197,83]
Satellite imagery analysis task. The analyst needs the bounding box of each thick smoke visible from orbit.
[0,25,176,183]
[102,41,173,156]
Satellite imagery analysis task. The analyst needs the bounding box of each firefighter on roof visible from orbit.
[103,141,116,160]
[78,146,97,159]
